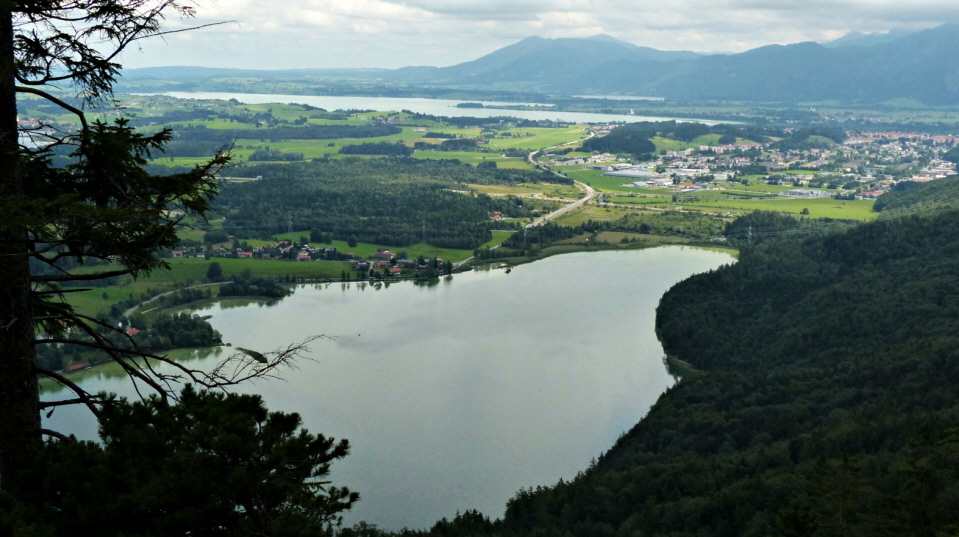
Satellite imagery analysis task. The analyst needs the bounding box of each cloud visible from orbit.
[118,1,959,69]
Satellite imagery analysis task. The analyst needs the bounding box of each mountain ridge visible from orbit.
[119,25,959,105]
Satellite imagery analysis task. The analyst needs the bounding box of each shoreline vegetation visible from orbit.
[52,238,735,382]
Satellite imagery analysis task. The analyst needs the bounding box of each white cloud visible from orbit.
[116,1,959,69]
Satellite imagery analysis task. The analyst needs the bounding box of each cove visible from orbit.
[42,246,734,529]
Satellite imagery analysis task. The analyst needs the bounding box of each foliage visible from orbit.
[873,176,959,213]
[942,146,959,165]
[4,386,357,536]
[1,9,355,531]
[581,122,656,155]
[582,121,776,156]
[217,159,559,248]
[340,141,414,157]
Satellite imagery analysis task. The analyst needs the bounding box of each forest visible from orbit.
[579,121,778,157]
[215,158,565,248]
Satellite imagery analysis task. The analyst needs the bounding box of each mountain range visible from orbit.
[120,25,959,105]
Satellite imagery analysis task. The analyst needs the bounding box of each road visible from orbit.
[525,143,597,228]
[455,134,596,268]
[123,281,230,317]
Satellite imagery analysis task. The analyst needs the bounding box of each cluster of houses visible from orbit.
[561,126,959,200]
[352,249,447,277]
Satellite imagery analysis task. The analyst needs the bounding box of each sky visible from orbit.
[117,0,959,70]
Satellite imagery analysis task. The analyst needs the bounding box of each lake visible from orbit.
[42,246,734,529]
[150,92,722,125]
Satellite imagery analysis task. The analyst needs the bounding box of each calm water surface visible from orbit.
[150,92,720,125]
[43,247,734,529]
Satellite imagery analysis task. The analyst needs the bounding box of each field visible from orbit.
[606,193,877,220]
[270,231,514,262]
[414,150,531,169]
[466,183,583,199]
[553,204,644,226]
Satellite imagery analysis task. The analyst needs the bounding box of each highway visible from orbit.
[525,145,597,228]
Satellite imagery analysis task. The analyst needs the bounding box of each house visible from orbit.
[388,267,402,276]
[371,249,394,260]
[296,252,311,261]
[171,250,183,258]
[237,251,253,258]
[65,363,91,373]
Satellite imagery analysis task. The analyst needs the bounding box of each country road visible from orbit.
[455,134,596,268]
[525,140,597,228]
[123,281,230,317]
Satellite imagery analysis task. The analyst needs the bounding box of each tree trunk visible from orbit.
[0,1,41,487]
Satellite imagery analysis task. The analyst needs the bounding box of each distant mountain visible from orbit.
[528,24,959,105]
[393,24,959,104]
[119,25,959,105]
[388,35,700,87]
[822,28,915,48]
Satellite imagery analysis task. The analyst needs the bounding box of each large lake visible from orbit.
[152,92,721,125]
[43,247,734,529]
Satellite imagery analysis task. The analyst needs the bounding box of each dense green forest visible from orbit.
[216,159,566,248]
[873,176,959,213]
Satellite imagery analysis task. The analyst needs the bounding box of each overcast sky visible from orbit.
[117,0,959,70]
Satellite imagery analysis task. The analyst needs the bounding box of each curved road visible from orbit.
[526,144,597,228]
[453,134,596,268]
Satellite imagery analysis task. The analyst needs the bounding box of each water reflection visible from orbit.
[43,247,734,530]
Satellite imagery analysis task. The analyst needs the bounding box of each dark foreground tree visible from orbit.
[3,386,358,536]
[0,0,329,500]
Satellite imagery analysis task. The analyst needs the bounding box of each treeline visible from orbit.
[219,275,290,299]
[581,121,774,156]
[769,125,848,151]
[35,309,221,371]
[402,113,569,129]
[340,142,413,157]
[477,211,726,258]
[216,159,553,248]
[156,123,403,158]
[873,175,959,213]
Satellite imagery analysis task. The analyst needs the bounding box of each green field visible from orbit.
[607,194,877,220]
[270,231,513,262]
[485,127,588,150]
[413,150,531,169]
[466,183,582,199]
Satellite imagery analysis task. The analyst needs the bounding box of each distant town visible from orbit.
[548,126,958,200]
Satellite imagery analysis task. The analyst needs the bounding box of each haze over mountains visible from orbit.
[121,24,959,105]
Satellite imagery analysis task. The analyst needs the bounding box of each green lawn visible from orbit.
[607,194,877,220]
[413,150,531,169]
[466,183,582,199]
[270,231,514,262]
[486,127,588,150]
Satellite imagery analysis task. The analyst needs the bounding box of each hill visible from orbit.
[119,25,959,104]
[821,28,915,48]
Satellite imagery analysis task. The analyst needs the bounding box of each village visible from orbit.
[548,126,959,200]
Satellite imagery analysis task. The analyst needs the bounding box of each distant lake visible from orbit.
[43,246,734,529]
[150,92,720,124]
